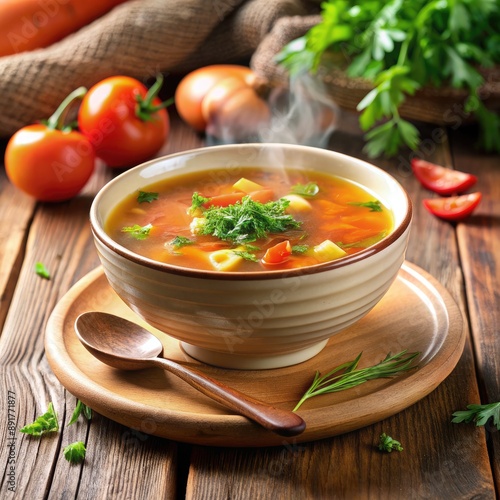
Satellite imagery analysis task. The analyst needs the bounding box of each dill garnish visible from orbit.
[196,196,302,244]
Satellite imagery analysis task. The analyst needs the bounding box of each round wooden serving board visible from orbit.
[45,262,465,447]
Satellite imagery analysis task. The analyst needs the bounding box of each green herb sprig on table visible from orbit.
[20,401,91,464]
[277,0,500,158]
[63,441,87,464]
[20,402,59,436]
[452,401,500,430]
[35,262,51,280]
[294,350,419,411]
[68,400,92,425]
[378,433,404,452]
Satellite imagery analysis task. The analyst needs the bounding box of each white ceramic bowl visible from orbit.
[90,144,412,369]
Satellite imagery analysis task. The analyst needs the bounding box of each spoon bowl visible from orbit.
[76,312,166,370]
[74,311,306,437]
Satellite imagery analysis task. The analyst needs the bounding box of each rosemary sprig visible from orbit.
[294,350,419,411]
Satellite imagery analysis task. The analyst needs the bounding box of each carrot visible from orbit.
[203,192,246,208]
[262,240,292,266]
[0,0,129,57]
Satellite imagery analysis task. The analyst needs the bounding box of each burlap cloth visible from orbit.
[0,0,322,138]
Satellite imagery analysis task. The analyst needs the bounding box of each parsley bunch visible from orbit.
[277,0,500,157]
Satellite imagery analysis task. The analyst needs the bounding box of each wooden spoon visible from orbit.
[74,311,306,437]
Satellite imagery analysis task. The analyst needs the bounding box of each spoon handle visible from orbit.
[150,358,306,437]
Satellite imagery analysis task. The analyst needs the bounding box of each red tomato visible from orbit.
[78,75,170,168]
[5,88,95,202]
[411,158,477,196]
[175,65,256,132]
[423,193,482,221]
[262,240,292,265]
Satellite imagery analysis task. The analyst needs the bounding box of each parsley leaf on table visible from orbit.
[452,402,500,430]
[68,400,92,425]
[35,262,51,280]
[378,433,404,452]
[20,402,59,436]
[63,441,87,464]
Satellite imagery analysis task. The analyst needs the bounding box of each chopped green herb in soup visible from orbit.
[105,167,394,272]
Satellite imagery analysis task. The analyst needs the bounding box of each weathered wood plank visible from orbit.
[452,126,500,492]
[0,167,36,330]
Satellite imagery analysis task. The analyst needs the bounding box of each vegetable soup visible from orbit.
[105,167,394,272]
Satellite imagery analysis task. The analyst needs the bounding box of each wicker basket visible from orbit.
[317,62,500,126]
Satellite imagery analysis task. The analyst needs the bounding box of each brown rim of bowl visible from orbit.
[90,148,413,282]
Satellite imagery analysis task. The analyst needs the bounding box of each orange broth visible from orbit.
[105,167,394,272]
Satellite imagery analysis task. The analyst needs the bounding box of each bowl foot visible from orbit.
[180,339,329,370]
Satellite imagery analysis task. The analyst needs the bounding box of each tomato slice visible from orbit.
[423,192,482,221]
[262,240,292,265]
[411,159,477,196]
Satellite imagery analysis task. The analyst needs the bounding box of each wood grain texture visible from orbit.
[0,168,36,329]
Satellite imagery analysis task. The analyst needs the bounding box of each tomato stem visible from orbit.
[46,87,88,131]
[135,74,174,121]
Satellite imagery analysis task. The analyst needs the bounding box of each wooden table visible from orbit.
[1,100,499,499]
